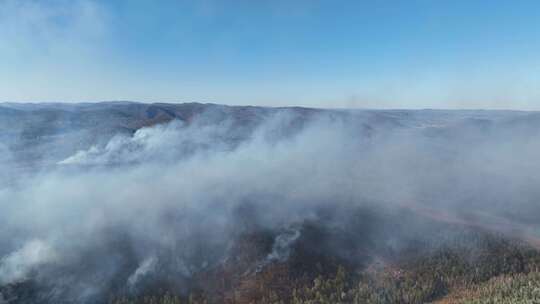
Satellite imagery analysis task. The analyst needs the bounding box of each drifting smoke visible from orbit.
[57,118,236,166]
[0,240,57,285]
[1,105,540,302]
[127,256,157,288]
[267,228,301,263]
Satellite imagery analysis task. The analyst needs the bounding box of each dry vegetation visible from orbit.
[108,231,540,304]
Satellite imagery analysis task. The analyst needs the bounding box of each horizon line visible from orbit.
[1,100,538,113]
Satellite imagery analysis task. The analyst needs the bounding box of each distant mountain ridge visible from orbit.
[1,101,539,170]
[3,102,540,303]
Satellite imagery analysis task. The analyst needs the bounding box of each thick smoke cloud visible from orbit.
[0,240,57,285]
[1,107,540,302]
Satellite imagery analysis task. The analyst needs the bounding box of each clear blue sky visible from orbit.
[1,0,540,109]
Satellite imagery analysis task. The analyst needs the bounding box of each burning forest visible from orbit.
[1,102,540,303]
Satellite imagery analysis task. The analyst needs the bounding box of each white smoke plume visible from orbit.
[0,240,57,285]
[1,106,540,302]
[127,256,158,288]
[267,228,301,262]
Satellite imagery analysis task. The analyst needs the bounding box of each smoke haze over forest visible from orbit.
[1,102,540,303]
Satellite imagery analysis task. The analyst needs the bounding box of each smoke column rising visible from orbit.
[1,106,540,302]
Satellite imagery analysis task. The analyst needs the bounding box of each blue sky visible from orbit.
[1,0,540,109]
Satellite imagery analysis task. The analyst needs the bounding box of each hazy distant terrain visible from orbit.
[1,102,540,303]
[2,101,536,168]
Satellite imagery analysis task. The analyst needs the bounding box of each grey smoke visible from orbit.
[1,105,540,302]
[127,256,157,288]
[57,118,236,166]
[0,239,58,285]
[267,228,301,263]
